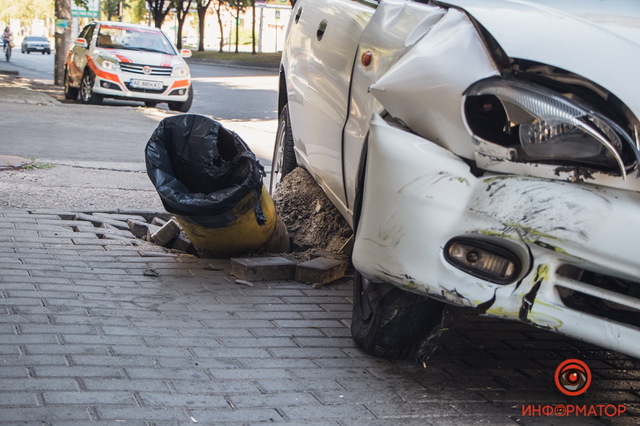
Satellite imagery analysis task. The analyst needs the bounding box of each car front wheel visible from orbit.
[80,70,103,105]
[269,104,297,194]
[351,269,449,361]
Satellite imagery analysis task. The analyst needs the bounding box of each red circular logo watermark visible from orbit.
[554,359,592,396]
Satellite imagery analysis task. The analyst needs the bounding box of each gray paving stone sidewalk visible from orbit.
[0,209,638,425]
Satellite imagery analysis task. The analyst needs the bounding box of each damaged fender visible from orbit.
[352,115,640,358]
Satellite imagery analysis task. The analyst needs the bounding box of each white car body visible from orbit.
[278,0,640,358]
[65,21,192,109]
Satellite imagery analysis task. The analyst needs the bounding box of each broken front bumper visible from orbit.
[353,116,640,358]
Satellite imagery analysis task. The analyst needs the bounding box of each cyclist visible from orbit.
[2,26,13,60]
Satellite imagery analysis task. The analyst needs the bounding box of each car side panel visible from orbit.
[283,0,375,218]
[342,0,448,218]
[66,24,95,86]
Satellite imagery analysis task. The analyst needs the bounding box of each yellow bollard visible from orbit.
[174,185,288,257]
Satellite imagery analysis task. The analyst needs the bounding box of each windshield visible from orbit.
[97,25,176,55]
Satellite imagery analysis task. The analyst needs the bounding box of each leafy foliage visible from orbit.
[0,0,55,26]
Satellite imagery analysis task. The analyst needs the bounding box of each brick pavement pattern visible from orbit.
[0,209,638,425]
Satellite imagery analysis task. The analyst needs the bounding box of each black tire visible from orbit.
[144,101,158,108]
[269,104,297,194]
[80,70,103,105]
[63,68,79,100]
[168,85,193,112]
[351,264,447,361]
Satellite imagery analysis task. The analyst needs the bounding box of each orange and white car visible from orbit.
[64,21,193,112]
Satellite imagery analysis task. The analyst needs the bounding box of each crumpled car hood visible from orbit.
[440,0,640,115]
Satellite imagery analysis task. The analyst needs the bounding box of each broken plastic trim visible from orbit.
[464,77,640,179]
[444,237,521,284]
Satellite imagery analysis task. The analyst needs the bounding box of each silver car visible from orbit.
[21,36,51,54]
[272,0,640,361]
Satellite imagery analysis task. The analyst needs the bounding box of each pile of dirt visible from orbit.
[272,167,353,255]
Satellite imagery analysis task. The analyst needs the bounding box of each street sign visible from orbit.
[72,0,100,18]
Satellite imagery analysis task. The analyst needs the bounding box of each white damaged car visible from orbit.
[64,21,193,111]
[271,0,640,361]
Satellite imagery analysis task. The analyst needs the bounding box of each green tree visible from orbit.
[213,0,227,52]
[0,0,55,33]
[250,0,254,54]
[102,0,126,21]
[224,0,249,53]
[195,0,213,52]
[173,0,193,49]
[128,0,148,23]
[146,0,172,28]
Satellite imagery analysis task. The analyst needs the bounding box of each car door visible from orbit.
[66,23,96,85]
[284,0,377,216]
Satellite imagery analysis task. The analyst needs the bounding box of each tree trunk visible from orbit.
[175,0,194,50]
[54,0,71,86]
[251,0,255,55]
[196,0,213,52]
[216,3,224,52]
[234,9,239,53]
[147,0,171,28]
[197,7,206,52]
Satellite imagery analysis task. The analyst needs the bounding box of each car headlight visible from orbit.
[464,77,638,178]
[97,55,120,72]
[172,65,189,78]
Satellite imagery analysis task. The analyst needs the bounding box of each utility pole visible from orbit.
[54,0,72,86]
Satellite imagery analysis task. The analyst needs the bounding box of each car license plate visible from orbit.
[130,79,163,90]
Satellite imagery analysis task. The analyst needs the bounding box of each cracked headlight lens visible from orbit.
[464,77,638,178]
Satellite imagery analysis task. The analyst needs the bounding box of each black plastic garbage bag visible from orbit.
[145,114,266,228]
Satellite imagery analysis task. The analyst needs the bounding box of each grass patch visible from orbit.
[21,159,55,170]
[189,51,281,65]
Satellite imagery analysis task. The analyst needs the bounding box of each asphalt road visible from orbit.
[4,47,54,79]
[0,56,278,211]
[3,51,279,164]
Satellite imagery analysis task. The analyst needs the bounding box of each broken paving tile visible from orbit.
[171,231,194,253]
[73,213,130,230]
[295,256,347,285]
[143,268,160,277]
[127,219,152,239]
[150,219,181,247]
[151,216,168,227]
[230,257,296,281]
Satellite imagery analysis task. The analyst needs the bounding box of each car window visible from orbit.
[78,23,95,43]
[97,25,176,55]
